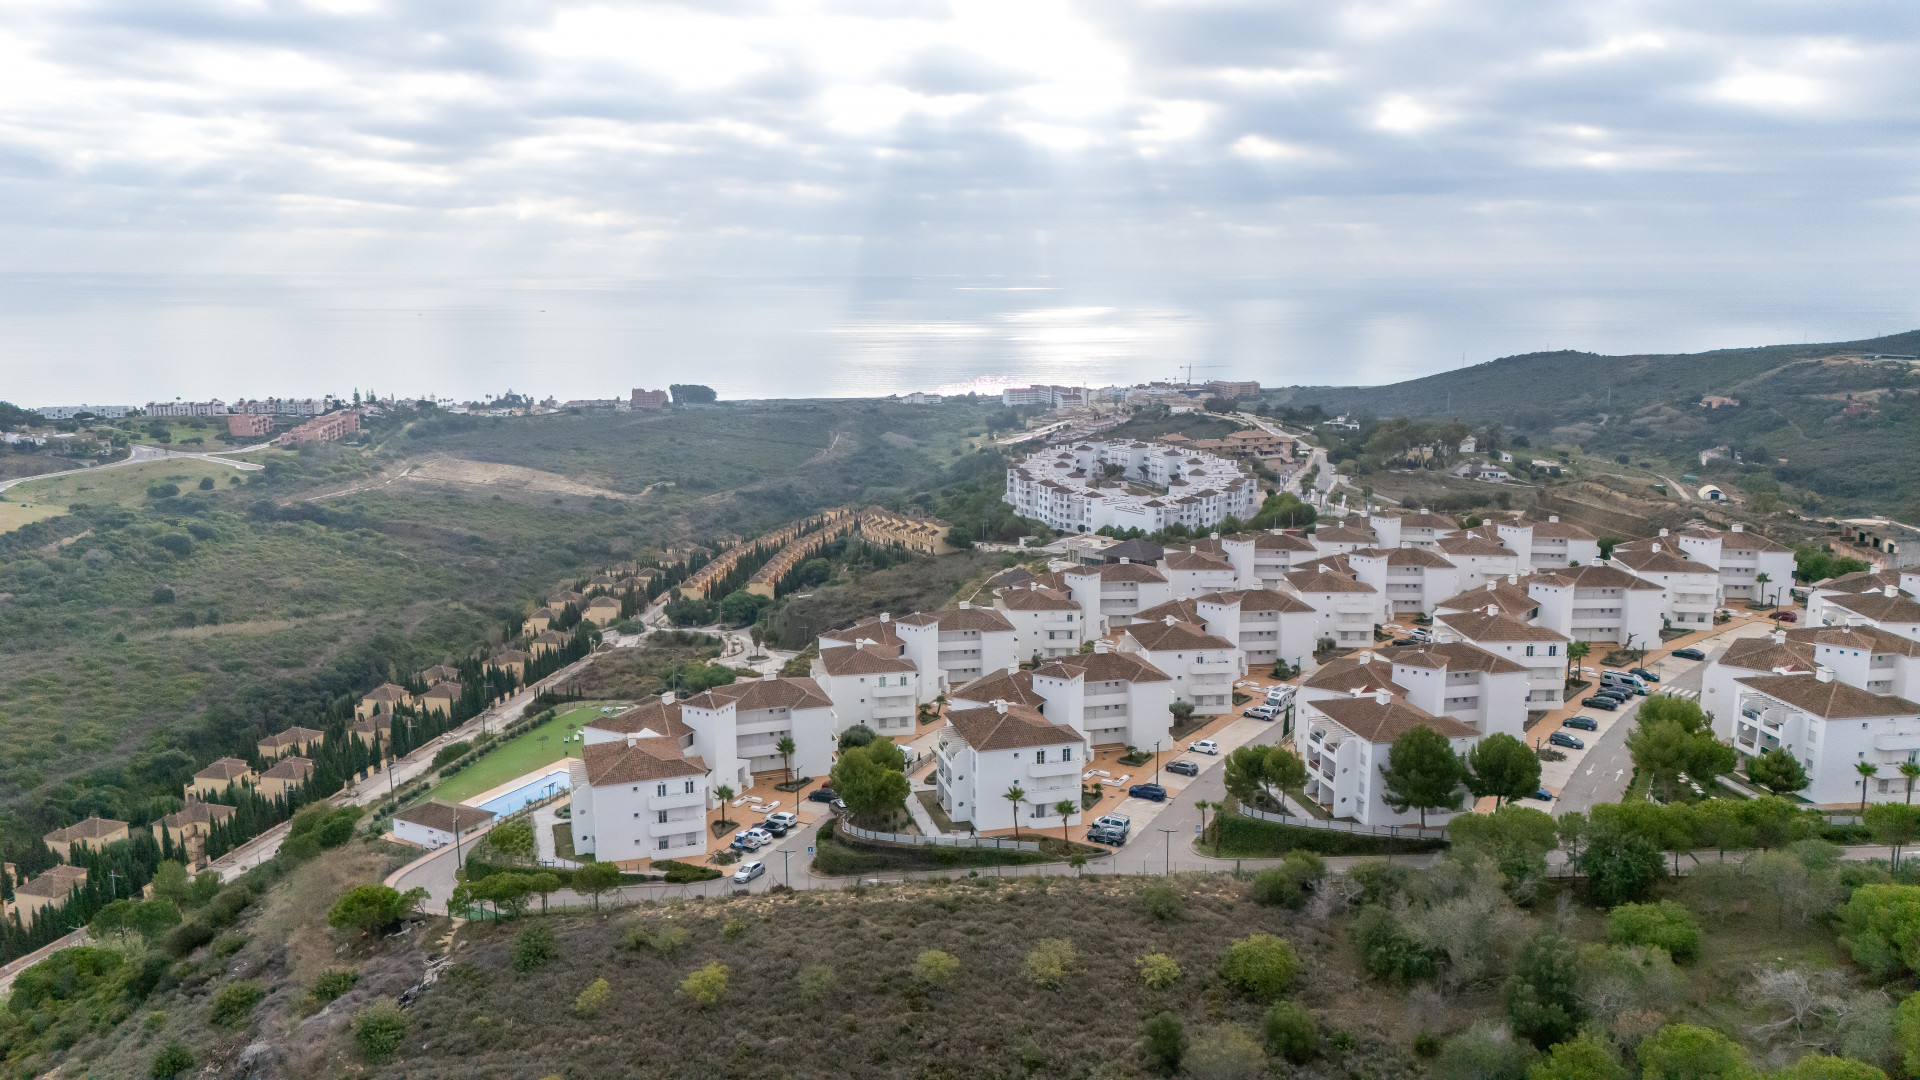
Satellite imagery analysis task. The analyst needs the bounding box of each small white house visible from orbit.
[934,702,1087,833]
[1295,689,1481,826]
[392,801,496,850]
[568,736,711,867]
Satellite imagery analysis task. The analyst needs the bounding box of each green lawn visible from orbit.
[426,703,622,804]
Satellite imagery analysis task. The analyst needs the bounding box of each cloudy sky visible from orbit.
[2,0,1917,401]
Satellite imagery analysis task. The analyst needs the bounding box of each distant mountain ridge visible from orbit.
[1273,329,1920,517]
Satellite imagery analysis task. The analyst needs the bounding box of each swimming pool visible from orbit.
[473,768,571,817]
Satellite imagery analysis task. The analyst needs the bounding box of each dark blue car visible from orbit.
[1128,783,1168,802]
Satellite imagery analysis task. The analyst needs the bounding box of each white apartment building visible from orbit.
[1433,608,1570,708]
[1434,534,1522,590]
[1729,670,1920,807]
[1296,689,1481,827]
[1786,625,1920,698]
[1670,525,1797,605]
[934,702,1087,833]
[1049,561,1173,635]
[1703,633,1819,733]
[1126,590,1318,674]
[1004,438,1260,534]
[1115,618,1244,714]
[993,583,1087,659]
[1218,530,1320,590]
[1309,517,1381,556]
[1376,642,1529,741]
[1159,546,1240,599]
[1808,569,1912,626]
[1388,511,1463,549]
[1527,565,1665,647]
[812,644,921,737]
[1349,547,1462,617]
[36,404,133,419]
[1609,541,1720,630]
[896,605,1016,695]
[1490,517,1601,571]
[145,400,229,417]
[818,615,904,654]
[1434,579,1543,621]
[1030,648,1176,749]
[1283,566,1391,648]
[676,676,837,792]
[568,736,711,866]
[1820,587,1920,641]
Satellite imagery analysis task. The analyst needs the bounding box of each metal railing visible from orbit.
[836,817,1041,852]
[1236,804,1450,840]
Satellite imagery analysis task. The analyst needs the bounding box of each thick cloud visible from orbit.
[0,0,1916,398]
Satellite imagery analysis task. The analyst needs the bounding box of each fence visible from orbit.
[836,818,1041,852]
[1237,804,1451,841]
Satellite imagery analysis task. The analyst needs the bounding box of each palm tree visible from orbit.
[776,736,797,783]
[1857,761,1879,815]
[1903,760,1920,804]
[1055,800,1076,848]
[714,784,736,831]
[1755,572,1774,607]
[1195,800,1215,846]
[1004,785,1026,841]
[1565,641,1591,685]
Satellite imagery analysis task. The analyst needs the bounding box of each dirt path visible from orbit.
[303,455,652,504]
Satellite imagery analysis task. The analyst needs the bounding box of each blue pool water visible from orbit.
[474,769,570,817]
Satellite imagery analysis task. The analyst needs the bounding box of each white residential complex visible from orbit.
[569,735,711,866]
[935,702,1087,832]
[1296,689,1481,827]
[1005,438,1261,534]
[1115,617,1245,715]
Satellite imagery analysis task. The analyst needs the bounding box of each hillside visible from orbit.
[1277,330,1920,516]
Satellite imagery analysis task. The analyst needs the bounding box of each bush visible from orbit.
[1636,1024,1754,1080]
[914,949,959,985]
[1777,1056,1888,1080]
[625,923,690,953]
[1440,1024,1537,1080]
[656,859,721,884]
[1607,900,1700,962]
[1528,1032,1625,1080]
[209,982,265,1027]
[1219,934,1298,1001]
[1353,904,1436,983]
[1024,938,1081,988]
[328,883,420,934]
[311,969,358,1005]
[1897,991,1920,1080]
[150,1040,195,1079]
[1263,1001,1319,1063]
[1136,951,1182,990]
[432,741,472,768]
[1251,850,1327,908]
[1186,1024,1265,1080]
[1838,885,1920,978]
[798,964,836,1000]
[575,977,611,1016]
[354,998,408,1061]
[1144,1012,1186,1077]
[512,925,557,972]
[678,961,729,1006]
[1141,884,1184,921]
[1506,930,1583,1048]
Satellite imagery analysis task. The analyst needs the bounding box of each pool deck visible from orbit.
[462,761,578,811]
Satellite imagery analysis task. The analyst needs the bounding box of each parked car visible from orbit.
[1392,637,1416,646]
[765,811,798,828]
[1245,705,1277,721]
[1548,731,1586,750]
[1562,715,1599,731]
[731,828,772,851]
[732,860,765,884]
[1582,696,1619,711]
[1191,739,1220,755]
[1166,759,1200,777]
[759,819,790,837]
[1672,647,1706,661]
[1771,610,1798,623]
[1087,823,1129,846]
[1600,672,1647,695]
[1409,627,1433,643]
[1128,783,1168,802]
[1094,812,1132,832]
[807,787,838,803]
[1628,667,1661,683]
[1527,788,1554,802]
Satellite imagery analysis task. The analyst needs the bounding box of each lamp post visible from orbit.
[1153,740,1162,788]
[1158,828,1176,875]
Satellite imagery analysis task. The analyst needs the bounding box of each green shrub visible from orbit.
[512,924,557,972]
[1506,930,1583,1048]
[432,741,473,768]
[1249,850,1326,909]
[1440,1024,1537,1080]
[354,998,408,1061]
[1141,884,1184,921]
[1776,1056,1887,1080]
[1263,1001,1319,1063]
[1838,885,1920,978]
[1897,991,1920,1080]
[1136,951,1182,990]
[1219,934,1298,1001]
[914,949,959,985]
[721,912,747,938]
[1527,1032,1625,1080]
[311,969,358,1005]
[150,1040,195,1079]
[1636,1023,1755,1080]
[678,961,729,1006]
[1186,1024,1264,1080]
[1354,904,1436,983]
[656,859,722,883]
[798,964,836,1000]
[1606,900,1700,962]
[209,982,265,1027]
[1024,938,1080,988]
[210,933,246,959]
[1144,1012,1185,1077]
[575,977,611,1016]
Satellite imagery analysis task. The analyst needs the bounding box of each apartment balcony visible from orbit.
[1084,704,1128,720]
[1188,657,1237,671]
[871,703,916,720]
[647,817,703,838]
[648,789,707,811]
[938,649,982,663]
[1028,757,1082,778]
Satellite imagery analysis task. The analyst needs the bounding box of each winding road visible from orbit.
[0,442,266,493]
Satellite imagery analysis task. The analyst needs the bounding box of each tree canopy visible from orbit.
[1379,726,1468,828]
[1466,733,1543,807]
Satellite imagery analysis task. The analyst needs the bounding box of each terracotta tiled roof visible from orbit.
[1313,694,1478,742]
[258,726,324,749]
[818,643,920,676]
[1212,588,1317,613]
[996,586,1080,612]
[261,756,315,782]
[1818,569,1906,594]
[819,617,905,650]
[1302,655,1406,695]
[362,683,409,703]
[1786,624,1920,658]
[1611,547,1712,574]
[162,802,235,829]
[1825,592,1920,623]
[708,676,834,712]
[1736,674,1920,719]
[1353,546,1457,568]
[1285,569,1376,594]
[1718,637,1818,672]
[1068,561,1169,583]
[1132,599,1204,625]
[1531,565,1663,591]
[44,816,128,844]
[394,800,497,833]
[1123,620,1236,653]
[15,864,90,899]
[1162,549,1233,572]
[1379,641,1527,674]
[1434,610,1564,643]
[1035,651,1173,684]
[581,738,706,785]
[1435,583,1538,618]
[195,758,254,781]
[1435,535,1517,558]
[951,667,1048,707]
[896,607,1015,633]
[586,698,694,740]
[1527,519,1596,540]
[1399,513,1459,530]
[945,704,1083,752]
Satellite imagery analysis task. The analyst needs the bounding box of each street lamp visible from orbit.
[1157,828,1176,875]
[1153,740,1162,787]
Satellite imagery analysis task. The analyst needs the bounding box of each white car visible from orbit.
[1190,739,1220,755]
[732,828,772,850]
[732,860,765,884]
[1245,705,1277,720]
[764,811,798,828]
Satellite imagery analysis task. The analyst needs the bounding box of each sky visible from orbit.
[2,0,1918,403]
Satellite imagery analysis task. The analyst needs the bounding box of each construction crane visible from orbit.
[1176,363,1224,388]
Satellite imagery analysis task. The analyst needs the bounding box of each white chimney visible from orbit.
[1816,666,1834,683]
[1508,574,1519,585]
[1374,688,1392,705]
[1164,615,1178,626]
[1486,604,1500,617]
[994,699,1009,714]
[1189,545,1197,554]
[1358,651,1373,664]
[959,601,971,610]
[1731,523,1744,533]
[1548,515,1559,523]
[1093,640,1110,654]
[1120,557,1130,564]
[1659,528,1669,538]
[880,612,891,622]
[1210,532,1219,540]
[1772,629,1786,644]
[1887,585,1900,598]
[1486,582,1497,591]
[626,734,638,747]
[661,691,676,705]
[1651,542,1661,553]
[762,671,776,681]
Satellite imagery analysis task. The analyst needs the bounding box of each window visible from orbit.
[1062,747,1073,761]
[656,783,668,797]
[658,838,669,850]
[1033,804,1046,818]
[685,780,696,794]
[1525,645,1535,657]
[658,810,669,823]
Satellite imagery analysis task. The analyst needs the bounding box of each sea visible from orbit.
[1,272,1914,406]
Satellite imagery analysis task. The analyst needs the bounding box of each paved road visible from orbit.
[0,442,265,493]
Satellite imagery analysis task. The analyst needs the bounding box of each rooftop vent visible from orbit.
[1816,666,1834,683]
[1374,688,1393,705]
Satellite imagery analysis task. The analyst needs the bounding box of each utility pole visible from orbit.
[452,805,464,869]
[1158,828,1176,875]
[779,847,791,890]
[1153,740,1162,787]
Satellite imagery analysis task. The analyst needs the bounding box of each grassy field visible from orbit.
[0,457,253,529]
[425,704,616,805]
